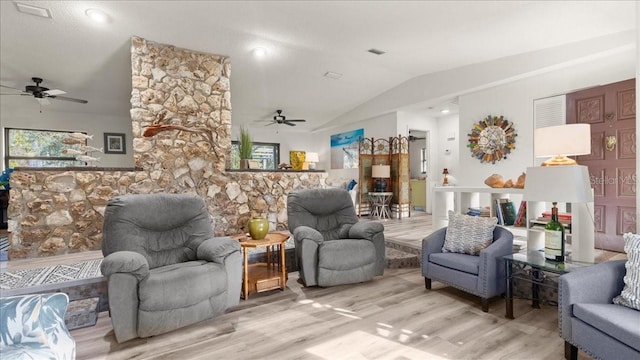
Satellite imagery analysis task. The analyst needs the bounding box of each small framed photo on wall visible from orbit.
[104,133,126,154]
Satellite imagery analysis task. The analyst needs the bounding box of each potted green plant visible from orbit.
[238,126,253,169]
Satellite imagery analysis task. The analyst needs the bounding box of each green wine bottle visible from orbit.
[544,202,565,262]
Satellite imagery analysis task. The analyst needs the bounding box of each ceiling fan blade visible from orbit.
[0,84,27,92]
[44,89,66,96]
[0,93,28,95]
[285,119,306,122]
[48,95,88,104]
[283,121,296,126]
[265,122,276,126]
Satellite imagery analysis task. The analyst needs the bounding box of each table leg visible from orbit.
[532,269,541,309]
[242,248,249,300]
[505,260,514,319]
[266,246,271,269]
[279,243,286,290]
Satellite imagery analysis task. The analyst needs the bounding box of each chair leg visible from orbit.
[424,277,431,289]
[481,298,489,312]
[564,341,578,360]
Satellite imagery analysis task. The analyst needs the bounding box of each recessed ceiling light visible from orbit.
[323,71,343,80]
[252,47,267,58]
[85,8,109,23]
[15,2,52,18]
[441,109,450,114]
[367,48,386,55]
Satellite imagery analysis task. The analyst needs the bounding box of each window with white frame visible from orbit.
[420,147,428,174]
[4,128,86,168]
[230,141,280,169]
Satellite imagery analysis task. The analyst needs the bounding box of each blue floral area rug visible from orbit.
[1,259,103,290]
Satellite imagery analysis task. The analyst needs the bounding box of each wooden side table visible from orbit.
[232,232,289,299]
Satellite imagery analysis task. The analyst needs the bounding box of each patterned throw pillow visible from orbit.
[442,210,498,255]
[613,233,640,310]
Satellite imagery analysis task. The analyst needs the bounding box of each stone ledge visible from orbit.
[14,167,143,172]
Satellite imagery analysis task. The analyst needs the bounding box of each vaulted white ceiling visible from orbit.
[0,1,636,131]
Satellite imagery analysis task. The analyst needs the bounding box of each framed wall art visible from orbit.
[104,133,126,154]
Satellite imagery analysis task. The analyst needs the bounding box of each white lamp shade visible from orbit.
[372,165,390,178]
[523,165,593,203]
[535,123,591,157]
[305,152,319,163]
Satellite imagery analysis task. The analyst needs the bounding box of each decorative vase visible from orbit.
[240,159,250,169]
[248,217,269,240]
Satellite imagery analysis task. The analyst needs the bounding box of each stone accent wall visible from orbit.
[6,37,326,259]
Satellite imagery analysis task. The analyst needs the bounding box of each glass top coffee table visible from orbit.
[504,251,592,319]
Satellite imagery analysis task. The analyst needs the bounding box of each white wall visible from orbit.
[315,112,398,186]
[457,47,635,186]
[0,104,134,169]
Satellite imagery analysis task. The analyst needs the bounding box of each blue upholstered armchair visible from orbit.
[559,260,640,360]
[287,188,385,287]
[0,293,76,360]
[421,226,513,312]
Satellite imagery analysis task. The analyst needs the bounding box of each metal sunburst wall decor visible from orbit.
[467,115,517,164]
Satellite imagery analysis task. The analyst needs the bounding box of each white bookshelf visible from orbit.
[433,186,595,262]
[433,186,527,238]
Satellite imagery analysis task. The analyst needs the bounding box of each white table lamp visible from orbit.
[305,152,319,170]
[372,165,390,192]
[535,124,591,166]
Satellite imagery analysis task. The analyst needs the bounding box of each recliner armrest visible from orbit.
[101,251,150,281]
[293,226,324,244]
[349,221,383,240]
[197,237,241,263]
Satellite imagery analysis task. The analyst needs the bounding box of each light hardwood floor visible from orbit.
[73,269,583,360]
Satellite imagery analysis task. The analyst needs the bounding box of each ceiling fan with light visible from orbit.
[262,109,306,126]
[0,77,88,105]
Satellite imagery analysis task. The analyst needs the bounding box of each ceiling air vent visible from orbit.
[367,48,386,55]
[14,2,52,18]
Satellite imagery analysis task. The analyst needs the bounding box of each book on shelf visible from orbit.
[513,201,527,227]
[529,219,572,234]
[541,211,572,221]
[497,199,516,226]
[533,217,571,226]
[494,199,505,225]
[467,206,490,217]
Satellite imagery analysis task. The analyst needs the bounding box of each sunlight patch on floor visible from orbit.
[305,330,449,360]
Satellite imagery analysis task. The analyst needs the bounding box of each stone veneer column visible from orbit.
[6,37,325,259]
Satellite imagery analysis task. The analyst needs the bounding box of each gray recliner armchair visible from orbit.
[100,193,242,343]
[287,188,385,287]
[421,226,513,312]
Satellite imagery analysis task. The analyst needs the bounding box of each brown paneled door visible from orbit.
[567,78,636,252]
